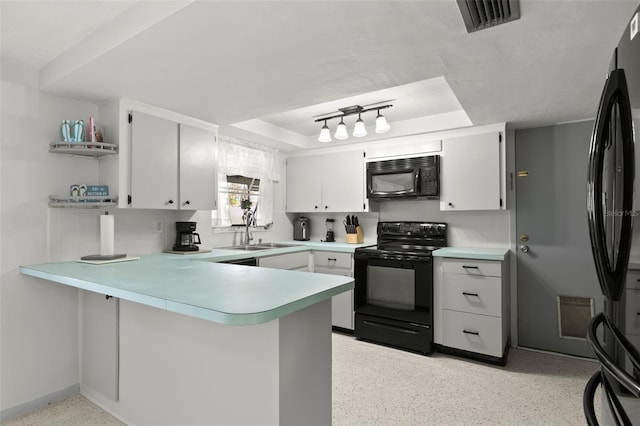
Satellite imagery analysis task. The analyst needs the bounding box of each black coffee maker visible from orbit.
[173,222,201,251]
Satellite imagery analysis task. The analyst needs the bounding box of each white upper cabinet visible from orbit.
[99,100,218,210]
[179,123,217,210]
[286,155,322,212]
[130,111,179,209]
[440,130,505,211]
[286,149,366,213]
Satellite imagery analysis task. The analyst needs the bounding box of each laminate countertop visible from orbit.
[20,243,359,326]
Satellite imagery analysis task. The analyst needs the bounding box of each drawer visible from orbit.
[442,310,504,358]
[442,258,502,277]
[442,273,502,317]
[258,252,309,270]
[314,251,351,269]
[626,290,640,335]
[627,270,640,290]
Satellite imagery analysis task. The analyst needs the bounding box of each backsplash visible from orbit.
[377,199,511,248]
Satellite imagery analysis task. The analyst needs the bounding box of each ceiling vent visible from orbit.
[456,0,521,33]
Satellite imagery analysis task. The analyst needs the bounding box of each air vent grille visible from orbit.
[457,0,521,33]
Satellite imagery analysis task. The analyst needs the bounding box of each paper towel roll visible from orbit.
[100,214,115,256]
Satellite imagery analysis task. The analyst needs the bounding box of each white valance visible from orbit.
[217,135,281,182]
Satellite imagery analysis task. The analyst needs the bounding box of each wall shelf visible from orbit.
[49,142,118,157]
[48,195,118,208]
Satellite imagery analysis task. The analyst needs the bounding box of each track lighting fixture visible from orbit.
[314,104,392,142]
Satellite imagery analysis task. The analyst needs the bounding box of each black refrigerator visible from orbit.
[584,4,640,425]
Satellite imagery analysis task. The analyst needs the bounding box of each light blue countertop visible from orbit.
[432,247,510,261]
[20,245,356,326]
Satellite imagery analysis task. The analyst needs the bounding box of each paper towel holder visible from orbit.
[80,211,127,261]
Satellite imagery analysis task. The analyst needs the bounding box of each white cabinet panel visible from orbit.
[442,310,504,358]
[82,291,118,401]
[440,131,504,211]
[286,156,322,212]
[179,124,217,210]
[442,273,502,317]
[313,252,352,269]
[130,111,179,209]
[286,150,365,213]
[315,265,353,330]
[258,252,309,270]
[442,258,502,277]
[321,150,365,212]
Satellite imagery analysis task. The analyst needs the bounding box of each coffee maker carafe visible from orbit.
[173,222,201,251]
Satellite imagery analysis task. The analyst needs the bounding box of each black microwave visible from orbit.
[366,155,440,199]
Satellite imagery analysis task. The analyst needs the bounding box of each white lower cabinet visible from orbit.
[434,254,510,364]
[256,249,355,330]
[313,251,354,330]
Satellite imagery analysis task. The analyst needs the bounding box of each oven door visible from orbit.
[354,255,434,354]
[367,168,419,199]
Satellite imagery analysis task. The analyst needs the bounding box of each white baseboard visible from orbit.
[0,383,80,422]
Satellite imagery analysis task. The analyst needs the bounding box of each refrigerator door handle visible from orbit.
[587,68,635,302]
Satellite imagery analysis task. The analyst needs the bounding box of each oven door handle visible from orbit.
[363,320,420,335]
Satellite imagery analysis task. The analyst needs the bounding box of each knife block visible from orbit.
[345,226,364,244]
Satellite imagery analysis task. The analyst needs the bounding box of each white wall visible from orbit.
[1,73,94,413]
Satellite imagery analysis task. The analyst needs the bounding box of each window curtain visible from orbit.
[213,135,281,227]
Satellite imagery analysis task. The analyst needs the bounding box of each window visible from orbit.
[212,136,280,228]
[224,175,260,226]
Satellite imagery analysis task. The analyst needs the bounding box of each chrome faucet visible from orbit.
[242,209,255,245]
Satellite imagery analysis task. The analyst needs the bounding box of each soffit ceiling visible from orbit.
[1,0,638,152]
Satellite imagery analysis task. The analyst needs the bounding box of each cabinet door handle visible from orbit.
[167,199,174,205]
[184,200,191,205]
[325,205,328,209]
[462,291,479,297]
[314,205,318,210]
[448,202,454,207]
[463,330,479,336]
[462,265,479,270]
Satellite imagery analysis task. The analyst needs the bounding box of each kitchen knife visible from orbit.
[353,215,359,227]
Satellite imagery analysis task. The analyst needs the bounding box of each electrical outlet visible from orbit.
[153,219,164,234]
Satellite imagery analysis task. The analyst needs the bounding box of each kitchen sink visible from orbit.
[219,242,299,251]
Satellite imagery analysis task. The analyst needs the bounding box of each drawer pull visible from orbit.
[328,258,337,262]
[462,265,480,270]
[462,291,479,297]
[463,329,480,336]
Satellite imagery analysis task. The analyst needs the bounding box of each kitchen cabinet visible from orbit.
[313,251,354,330]
[258,251,310,271]
[129,111,217,210]
[440,129,506,211]
[434,255,510,365]
[286,150,366,213]
[98,99,218,210]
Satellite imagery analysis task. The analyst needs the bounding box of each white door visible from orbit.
[179,124,217,210]
[130,111,178,209]
[441,132,502,211]
[322,150,365,212]
[286,156,321,212]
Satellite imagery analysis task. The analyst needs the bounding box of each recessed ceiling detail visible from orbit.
[457,0,521,33]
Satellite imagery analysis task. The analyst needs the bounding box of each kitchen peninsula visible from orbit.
[20,248,354,426]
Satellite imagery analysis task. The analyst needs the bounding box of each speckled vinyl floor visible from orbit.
[3,332,601,425]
